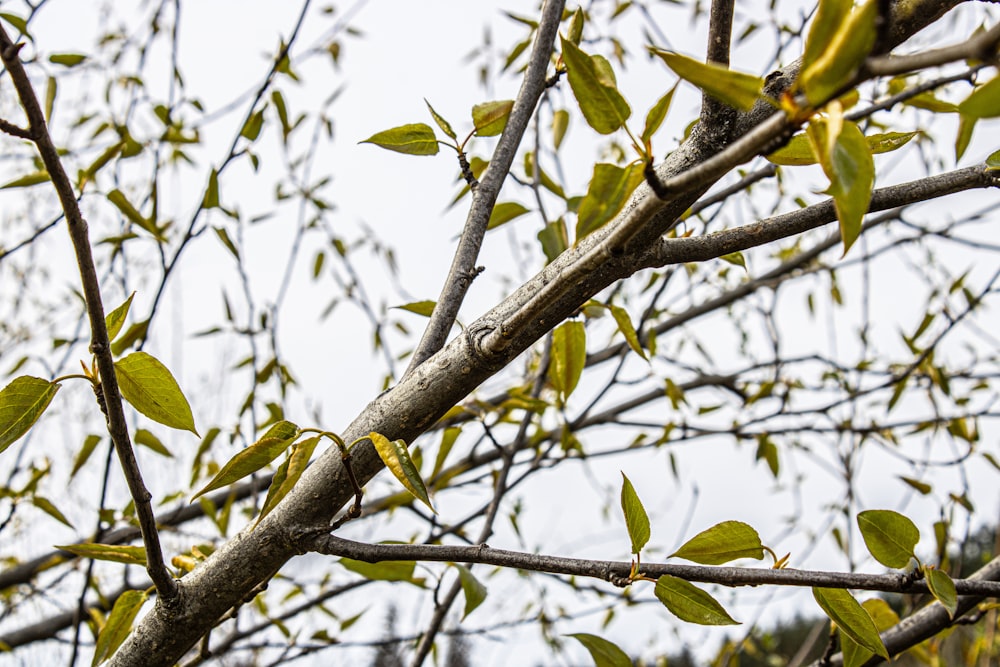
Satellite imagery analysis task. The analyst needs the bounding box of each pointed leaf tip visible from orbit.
[360,123,439,156]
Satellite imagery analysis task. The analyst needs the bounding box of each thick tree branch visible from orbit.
[699,0,737,135]
[0,24,176,600]
[403,0,566,376]
[308,535,1000,597]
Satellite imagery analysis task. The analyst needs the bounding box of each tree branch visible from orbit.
[0,23,176,600]
[403,0,566,376]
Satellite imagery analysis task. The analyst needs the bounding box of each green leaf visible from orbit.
[213,226,240,260]
[655,575,739,625]
[898,475,931,495]
[71,434,102,479]
[192,420,299,500]
[202,168,220,209]
[0,376,60,454]
[133,428,172,457]
[48,53,87,67]
[560,36,631,135]
[958,74,1000,118]
[114,352,198,435]
[240,108,265,141]
[610,305,646,360]
[813,587,889,659]
[0,13,29,36]
[107,189,163,240]
[857,509,919,569]
[368,432,434,512]
[256,435,319,526]
[92,590,147,667]
[431,426,461,480]
[811,118,873,255]
[32,496,73,528]
[360,123,439,156]
[549,320,586,402]
[271,90,291,141]
[841,598,900,667]
[769,130,917,165]
[955,113,976,161]
[620,473,650,554]
[56,543,147,566]
[651,49,764,112]
[798,0,877,105]
[987,148,1000,170]
[105,292,136,342]
[424,99,457,141]
[924,566,958,618]
[453,564,488,619]
[393,300,436,317]
[2,170,51,189]
[472,99,514,137]
[538,218,568,264]
[567,633,632,667]
[44,75,56,122]
[670,520,764,565]
[487,201,530,230]
[641,85,677,146]
[720,252,747,271]
[341,557,421,584]
[576,162,644,240]
[802,0,851,75]
[552,109,570,149]
[111,320,148,356]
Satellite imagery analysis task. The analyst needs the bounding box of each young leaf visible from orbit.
[487,201,530,230]
[813,587,889,659]
[2,170,51,189]
[71,434,102,479]
[560,36,631,135]
[393,300,436,317]
[472,99,514,137]
[802,0,851,74]
[49,53,87,67]
[424,99,457,141]
[202,168,220,209]
[368,432,434,512]
[552,108,570,149]
[256,435,320,526]
[133,428,172,457]
[240,108,266,141]
[620,472,650,554]
[114,351,199,435]
[720,252,747,271]
[924,566,958,618]
[453,564,488,619]
[92,589,147,667]
[549,320,586,402]
[856,509,919,569]
[958,74,1000,118]
[655,574,739,625]
[840,598,900,667]
[32,496,73,528]
[0,376,61,454]
[107,189,163,240]
[576,162,644,240]
[651,49,764,111]
[191,420,299,500]
[797,0,877,105]
[768,130,917,165]
[670,520,764,565]
[56,543,147,566]
[360,123,439,156]
[341,557,421,584]
[567,633,632,667]
[641,85,677,146]
[811,118,873,255]
[609,305,646,360]
[105,292,136,343]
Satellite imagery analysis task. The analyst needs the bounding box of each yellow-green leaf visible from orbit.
[341,557,421,584]
[360,123,439,155]
[641,85,676,146]
[240,108,266,142]
[32,496,73,528]
[368,432,434,512]
[105,292,136,342]
[811,118,873,255]
[44,75,56,122]
[720,252,747,271]
[620,472,650,554]
[857,509,919,569]
[567,633,632,667]
[651,49,764,112]
[609,305,646,360]
[898,475,931,495]
[552,109,570,149]
[798,0,877,105]
[56,543,147,566]
[393,300,436,317]
[770,130,914,166]
[256,435,319,526]
[576,162,644,240]
[924,566,958,618]
[955,113,976,161]
[549,320,586,402]
[2,170,51,189]
[987,148,1000,170]
[561,36,631,135]
[202,168,220,208]
[802,0,851,75]
[487,201,530,230]
[107,189,163,240]
[670,520,764,565]
[841,598,900,667]
[655,575,739,625]
[453,563,488,619]
[133,428,172,457]
[92,590,147,667]
[49,53,87,67]
[958,74,1000,118]
[472,99,514,137]
[71,434,102,479]
[425,99,457,141]
[813,587,889,659]
[114,352,198,435]
[192,420,299,500]
[0,376,60,454]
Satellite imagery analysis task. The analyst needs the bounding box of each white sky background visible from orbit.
[1,0,999,665]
